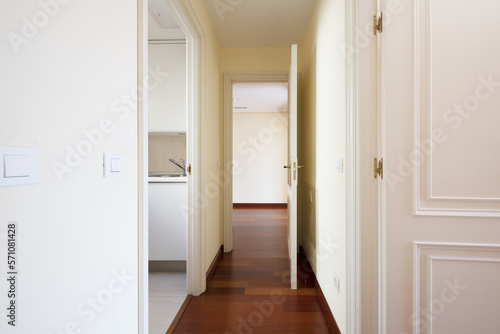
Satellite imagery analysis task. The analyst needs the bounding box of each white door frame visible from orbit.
[378,0,387,332]
[138,0,206,333]
[223,72,289,253]
[346,0,361,332]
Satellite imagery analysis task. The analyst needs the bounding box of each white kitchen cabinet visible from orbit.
[148,42,186,132]
[148,181,187,261]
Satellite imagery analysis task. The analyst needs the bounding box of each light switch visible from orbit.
[104,153,124,178]
[333,271,340,292]
[336,158,343,173]
[110,158,121,173]
[0,146,40,187]
[4,155,31,178]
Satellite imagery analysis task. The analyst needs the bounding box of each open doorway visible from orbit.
[147,1,188,333]
[139,0,205,333]
[232,82,289,208]
[223,73,289,252]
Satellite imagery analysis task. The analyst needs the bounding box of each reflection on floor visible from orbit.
[149,272,187,334]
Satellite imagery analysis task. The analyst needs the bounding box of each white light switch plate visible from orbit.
[0,146,40,187]
[333,272,340,292]
[104,153,124,178]
[336,158,343,173]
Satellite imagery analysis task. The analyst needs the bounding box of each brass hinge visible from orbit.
[373,12,383,35]
[187,164,192,175]
[374,158,383,179]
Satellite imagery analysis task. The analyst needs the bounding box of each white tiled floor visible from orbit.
[149,272,187,334]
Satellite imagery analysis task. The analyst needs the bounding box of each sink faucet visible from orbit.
[169,158,186,175]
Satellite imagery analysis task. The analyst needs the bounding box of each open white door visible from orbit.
[286,44,298,290]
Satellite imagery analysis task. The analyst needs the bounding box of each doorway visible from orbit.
[231,82,289,208]
[138,0,205,333]
[223,73,289,252]
[147,2,188,333]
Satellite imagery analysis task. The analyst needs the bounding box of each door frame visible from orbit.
[347,0,361,332]
[378,0,387,332]
[138,0,206,333]
[223,72,289,253]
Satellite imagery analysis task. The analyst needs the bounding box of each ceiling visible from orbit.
[204,0,317,47]
[148,2,296,112]
[148,0,184,40]
[233,82,288,113]
[148,0,317,47]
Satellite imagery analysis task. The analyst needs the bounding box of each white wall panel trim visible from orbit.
[413,242,500,334]
[412,0,500,217]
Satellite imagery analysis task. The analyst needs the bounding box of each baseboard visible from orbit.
[166,294,192,334]
[233,203,287,209]
[300,247,342,334]
[149,260,186,272]
[316,279,342,334]
[206,245,223,282]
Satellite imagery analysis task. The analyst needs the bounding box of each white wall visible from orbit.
[300,0,348,331]
[0,1,138,333]
[148,43,187,132]
[233,112,288,203]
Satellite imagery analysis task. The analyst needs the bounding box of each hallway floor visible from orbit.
[173,207,331,333]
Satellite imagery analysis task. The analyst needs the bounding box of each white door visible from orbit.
[286,44,298,290]
[382,0,500,333]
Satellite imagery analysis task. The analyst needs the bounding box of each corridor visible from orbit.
[172,208,331,333]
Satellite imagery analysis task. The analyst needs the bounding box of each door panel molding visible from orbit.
[413,242,500,334]
[412,0,500,217]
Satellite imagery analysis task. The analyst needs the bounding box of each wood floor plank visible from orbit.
[244,287,318,296]
[207,280,249,288]
[282,296,325,313]
[172,208,331,334]
[203,287,246,295]
[166,295,192,334]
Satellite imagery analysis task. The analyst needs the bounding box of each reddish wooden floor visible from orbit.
[173,208,331,334]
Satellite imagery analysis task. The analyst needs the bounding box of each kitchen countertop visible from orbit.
[148,176,187,183]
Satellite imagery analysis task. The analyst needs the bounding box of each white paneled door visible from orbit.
[382,0,500,333]
[287,44,298,290]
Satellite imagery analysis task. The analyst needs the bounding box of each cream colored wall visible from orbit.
[233,112,288,203]
[300,0,347,332]
[189,0,223,273]
[300,29,317,272]
[221,47,290,73]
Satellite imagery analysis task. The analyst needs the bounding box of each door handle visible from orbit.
[284,165,291,169]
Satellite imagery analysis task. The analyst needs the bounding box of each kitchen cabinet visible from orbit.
[148,180,187,261]
[148,42,186,133]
